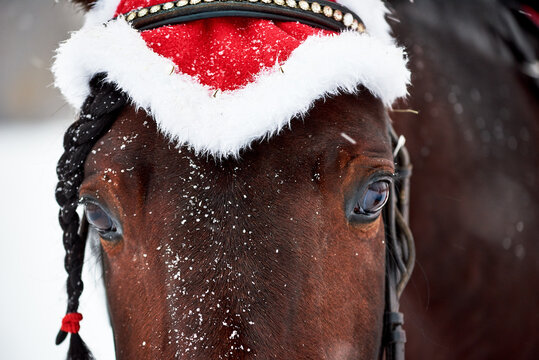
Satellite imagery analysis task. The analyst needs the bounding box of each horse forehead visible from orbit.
[88,92,391,188]
[105,91,388,153]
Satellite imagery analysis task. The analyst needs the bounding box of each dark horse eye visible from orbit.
[85,202,115,233]
[354,181,390,215]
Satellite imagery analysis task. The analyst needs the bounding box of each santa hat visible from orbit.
[53,0,409,157]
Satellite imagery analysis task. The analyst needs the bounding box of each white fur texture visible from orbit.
[55,1,409,157]
[339,0,394,44]
[84,0,121,26]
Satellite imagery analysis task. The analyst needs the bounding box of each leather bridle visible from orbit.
[117,1,415,358]
[118,0,366,33]
[381,123,415,360]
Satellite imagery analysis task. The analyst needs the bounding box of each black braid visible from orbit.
[55,74,127,360]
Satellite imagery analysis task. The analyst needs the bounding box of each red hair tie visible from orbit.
[522,5,539,27]
[60,313,83,334]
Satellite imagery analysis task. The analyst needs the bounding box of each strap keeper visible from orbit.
[385,311,404,327]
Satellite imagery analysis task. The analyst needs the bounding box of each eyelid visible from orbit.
[80,196,110,212]
[79,195,96,206]
[366,171,394,186]
[351,159,395,181]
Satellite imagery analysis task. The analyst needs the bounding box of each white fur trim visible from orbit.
[84,0,121,26]
[54,4,409,157]
[339,0,394,44]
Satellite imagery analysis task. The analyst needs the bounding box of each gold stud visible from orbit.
[126,12,137,21]
[311,2,321,13]
[138,8,149,17]
[298,0,309,11]
[351,19,358,30]
[150,5,161,13]
[163,2,175,9]
[286,0,297,7]
[323,6,333,17]
[177,0,188,6]
[274,0,285,5]
[333,9,343,21]
[343,13,354,27]
[357,22,365,33]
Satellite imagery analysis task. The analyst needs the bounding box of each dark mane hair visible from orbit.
[55,74,126,360]
[477,0,538,91]
[70,0,97,11]
[391,0,538,92]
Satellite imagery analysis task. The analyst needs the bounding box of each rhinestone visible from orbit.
[163,2,175,9]
[323,6,333,17]
[138,8,149,17]
[177,0,188,6]
[333,9,343,21]
[298,0,309,10]
[351,19,358,30]
[357,22,366,33]
[343,13,354,27]
[261,0,272,3]
[190,0,202,4]
[203,0,215,2]
[274,0,285,5]
[248,0,259,2]
[311,2,321,13]
[150,5,161,13]
[286,0,297,7]
[126,12,137,21]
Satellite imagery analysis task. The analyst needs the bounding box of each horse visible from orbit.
[53,1,413,359]
[389,1,539,358]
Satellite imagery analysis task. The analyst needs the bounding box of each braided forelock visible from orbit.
[55,74,127,359]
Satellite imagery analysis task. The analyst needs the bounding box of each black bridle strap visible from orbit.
[120,0,366,33]
[384,275,406,360]
[381,124,415,360]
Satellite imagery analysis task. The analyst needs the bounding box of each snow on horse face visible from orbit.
[80,91,393,359]
[53,1,411,359]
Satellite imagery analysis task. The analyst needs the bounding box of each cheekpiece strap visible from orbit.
[120,0,366,33]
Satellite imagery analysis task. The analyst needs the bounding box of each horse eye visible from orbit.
[354,181,390,216]
[85,202,115,233]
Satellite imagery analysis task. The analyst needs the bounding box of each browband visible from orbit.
[120,0,366,33]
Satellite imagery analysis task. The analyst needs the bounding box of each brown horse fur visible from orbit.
[78,91,395,359]
[62,0,539,358]
[391,1,539,358]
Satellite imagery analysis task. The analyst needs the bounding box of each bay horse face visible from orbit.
[80,91,394,359]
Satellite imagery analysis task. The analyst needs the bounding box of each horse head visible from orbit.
[54,1,412,359]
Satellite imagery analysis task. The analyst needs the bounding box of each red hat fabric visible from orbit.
[54,0,409,157]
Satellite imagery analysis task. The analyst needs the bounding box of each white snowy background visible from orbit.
[0,121,115,360]
[0,1,115,359]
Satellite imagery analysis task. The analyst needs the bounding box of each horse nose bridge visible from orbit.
[159,234,304,328]
[159,212,299,286]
